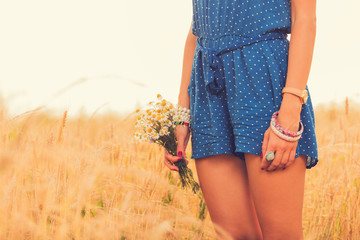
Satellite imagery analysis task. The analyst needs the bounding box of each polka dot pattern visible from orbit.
[187,0,319,169]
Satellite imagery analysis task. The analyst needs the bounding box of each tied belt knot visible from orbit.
[195,32,288,97]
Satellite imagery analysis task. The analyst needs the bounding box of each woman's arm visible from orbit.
[279,0,317,119]
[178,22,198,108]
[164,22,197,171]
[260,0,317,171]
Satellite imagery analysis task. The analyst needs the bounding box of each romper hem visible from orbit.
[189,143,319,170]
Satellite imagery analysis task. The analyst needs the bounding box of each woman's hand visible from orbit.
[163,125,190,171]
[164,148,182,171]
[260,102,302,171]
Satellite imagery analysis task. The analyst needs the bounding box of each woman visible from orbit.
[165,0,318,239]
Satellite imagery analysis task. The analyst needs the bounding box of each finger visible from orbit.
[164,155,179,171]
[177,139,185,157]
[278,150,290,170]
[284,148,296,168]
[176,139,187,164]
[260,129,271,169]
[266,150,283,171]
[165,149,183,163]
[164,158,179,171]
[163,149,179,170]
[260,148,275,170]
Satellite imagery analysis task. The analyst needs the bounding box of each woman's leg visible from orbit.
[195,153,263,240]
[244,152,307,240]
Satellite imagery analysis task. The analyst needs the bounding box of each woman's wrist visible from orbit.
[280,93,302,115]
[277,93,303,133]
[178,89,191,109]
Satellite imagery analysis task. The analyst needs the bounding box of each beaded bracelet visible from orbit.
[174,104,191,123]
[272,111,303,137]
[270,122,301,142]
[174,121,191,128]
[270,111,303,142]
[271,111,303,137]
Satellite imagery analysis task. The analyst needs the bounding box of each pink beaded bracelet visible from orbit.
[270,122,302,142]
[271,111,303,137]
[270,111,303,142]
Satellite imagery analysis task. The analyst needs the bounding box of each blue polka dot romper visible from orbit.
[187,0,319,169]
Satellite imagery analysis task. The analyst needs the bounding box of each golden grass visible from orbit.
[0,97,359,240]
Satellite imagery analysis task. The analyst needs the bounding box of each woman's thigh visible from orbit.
[195,153,262,239]
[244,152,307,240]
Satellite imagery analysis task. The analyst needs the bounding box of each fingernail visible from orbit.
[178,151,183,157]
[260,152,263,158]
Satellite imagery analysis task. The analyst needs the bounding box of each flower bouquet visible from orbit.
[133,94,200,194]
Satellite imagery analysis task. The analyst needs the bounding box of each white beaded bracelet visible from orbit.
[174,104,191,123]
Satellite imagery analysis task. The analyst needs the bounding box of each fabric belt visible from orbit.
[195,32,288,96]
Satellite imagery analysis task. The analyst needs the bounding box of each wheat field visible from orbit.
[0,96,359,240]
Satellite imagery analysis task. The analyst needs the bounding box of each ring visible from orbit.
[266,152,275,162]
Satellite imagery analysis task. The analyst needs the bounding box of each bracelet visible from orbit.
[269,111,303,142]
[174,104,191,123]
[174,121,191,129]
[271,111,303,137]
[270,123,301,142]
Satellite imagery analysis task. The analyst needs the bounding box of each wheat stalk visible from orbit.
[345,96,349,117]
[57,110,68,143]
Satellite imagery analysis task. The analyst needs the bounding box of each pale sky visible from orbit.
[0,0,359,118]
